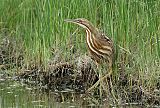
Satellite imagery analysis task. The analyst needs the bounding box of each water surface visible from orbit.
[0,79,82,108]
[0,79,147,108]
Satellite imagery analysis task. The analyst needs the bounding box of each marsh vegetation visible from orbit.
[0,0,160,107]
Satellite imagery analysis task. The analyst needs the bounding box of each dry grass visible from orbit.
[0,0,160,107]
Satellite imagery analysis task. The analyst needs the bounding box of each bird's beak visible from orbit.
[64,19,87,29]
[64,19,77,23]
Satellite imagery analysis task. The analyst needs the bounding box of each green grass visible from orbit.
[0,0,160,104]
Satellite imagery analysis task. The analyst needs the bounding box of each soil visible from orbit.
[0,34,159,107]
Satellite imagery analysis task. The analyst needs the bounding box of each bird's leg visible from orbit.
[86,63,112,93]
[86,61,118,104]
[105,63,119,104]
[95,64,118,104]
[98,64,103,97]
[87,62,101,92]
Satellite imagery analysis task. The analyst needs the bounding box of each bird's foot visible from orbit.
[86,71,112,93]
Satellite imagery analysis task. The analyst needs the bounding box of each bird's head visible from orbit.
[64,18,93,30]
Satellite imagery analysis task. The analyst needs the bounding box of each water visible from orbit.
[0,79,82,108]
[0,79,148,108]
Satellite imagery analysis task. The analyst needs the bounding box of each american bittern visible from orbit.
[65,18,114,92]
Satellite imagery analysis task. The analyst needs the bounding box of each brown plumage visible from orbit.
[65,18,114,92]
[65,18,114,68]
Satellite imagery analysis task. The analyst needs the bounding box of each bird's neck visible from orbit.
[85,28,104,59]
[87,24,98,35]
[85,28,98,50]
[85,28,96,40]
[85,24,99,38]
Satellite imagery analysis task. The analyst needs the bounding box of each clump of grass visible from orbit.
[0,0,160,106]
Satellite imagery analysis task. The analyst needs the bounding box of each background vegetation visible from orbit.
[0,0,160,105]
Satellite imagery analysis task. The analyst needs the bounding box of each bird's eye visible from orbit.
[104,36,111,42]
[78,20,82,23]
[106,38,110,41]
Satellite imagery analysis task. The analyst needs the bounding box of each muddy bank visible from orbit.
[17,59,98,93]
[0,33,160,107]
[15,61,160,106]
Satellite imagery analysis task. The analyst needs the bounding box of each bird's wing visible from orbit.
[97,33,113,47]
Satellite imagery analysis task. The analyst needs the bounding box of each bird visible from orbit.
[64,18,114,92]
